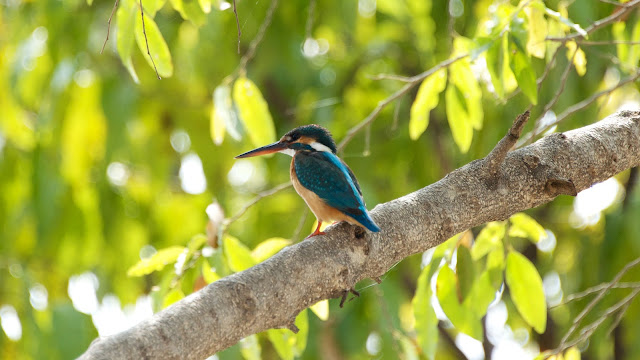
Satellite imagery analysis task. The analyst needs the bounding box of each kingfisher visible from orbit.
[235,125,380,238]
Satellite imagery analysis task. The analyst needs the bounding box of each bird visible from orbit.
[235,124,380,238]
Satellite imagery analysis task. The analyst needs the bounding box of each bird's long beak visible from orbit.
[235,141,288,158]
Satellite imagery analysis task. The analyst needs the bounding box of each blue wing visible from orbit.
[294,151,379,232]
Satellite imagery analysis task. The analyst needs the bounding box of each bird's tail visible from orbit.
[351,211,380,233]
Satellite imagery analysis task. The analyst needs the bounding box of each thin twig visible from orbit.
[558,257,640,349]
[101,0,120,54]
[552,40,640,46]
[546,0,640,41]
[139,0,161,79]
[519,69,640,145]
[485,111,531,175]
[336,54,468,153]
[368,73,414,82]
[233,0,241,54]
[238,0,279,73]
[552,282,640,308]
[223,182,292,228]
[305,0,316,40]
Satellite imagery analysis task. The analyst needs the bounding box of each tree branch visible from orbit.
[80,110,640,359]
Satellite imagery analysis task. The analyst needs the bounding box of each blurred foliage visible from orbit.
[1,0,640,359]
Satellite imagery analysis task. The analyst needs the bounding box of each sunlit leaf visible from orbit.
[239,334,261,360]
[163,288,184,308]
[613,22,628,65]
[141,0,167,16]
[223,236,256,272]
[486,34,507,97]
[116,2,139,83]
[487,245,505,288]
[629,22,640,68]
[134,12,173,77]
[472,222,505,259]
[413,262,439,360]
[266,310,309,360]
[170,0,206,26]
[409,68,447,140]
[506,251,547,333]
[566,41,587,77]
[462,271,497,319]
[201,258,220,284]
[526,1,547,58]
[310,299,329,321]
[445,84,473,153]
[509,35,538,104]
[127,246,185,277]
[233,77,277,148]
[395,331,420,360]
[198,0,211,13]
[545,7,588,38]
[436,266,483,340]
[456,245,475,301]
[251,237,290,263]
[564,346,581,360]
[509,213,545,243]
[211,84,241,145]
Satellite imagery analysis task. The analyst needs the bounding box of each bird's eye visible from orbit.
[290,134,300,141]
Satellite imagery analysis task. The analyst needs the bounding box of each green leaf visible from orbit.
[310,299,329,321]
[545,7,588,38]
[509,36,538,104]
[509,213,545,243]
[472,222,506,259]
[141,0,167,16]
[486,34,507,97]
[436,266,483,340]
[223,236,256,272]
[201,259,220,284]
[526,1,547,58]
[613,22,629,65]
[251,237,291,263]
[169,0,206,26]
[127,246,185,276]
[413,262,439,360]
[506,251,547,333]
[134,12,173,77]
[445,84,473,153]
[487,245,505,288]
[456,246,475,301]
[233,77,277,148]
[566,41,587,77]
[116,2,139,83]
[239,335,261,360]
[162,288,184,308]
[395,331,420,360]
[462,271,497,319]
[211,84,241,145]
[564,346,581,360]
[409,68,447,140]
[266,310,309,360]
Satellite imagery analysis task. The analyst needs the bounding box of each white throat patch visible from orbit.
[279,148,296,157]
[309,141,333,153]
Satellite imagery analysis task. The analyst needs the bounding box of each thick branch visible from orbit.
[81,111,640,360]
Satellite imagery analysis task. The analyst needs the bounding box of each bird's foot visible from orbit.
[305,230,326,239]
[339,288,360,308]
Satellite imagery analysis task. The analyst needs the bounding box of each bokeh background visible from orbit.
[2,0,640,359]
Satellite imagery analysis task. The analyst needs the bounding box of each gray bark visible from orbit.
[80,110,640,359]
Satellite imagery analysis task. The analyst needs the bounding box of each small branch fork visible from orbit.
[485,110,531,175]
[101,0,120,54]
[139,0,161,79]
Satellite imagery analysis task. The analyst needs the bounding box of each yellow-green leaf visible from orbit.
[170,0,206,26]
[127,246,185,276]
[409,68,447,140]
[413,263,439,360]
[135,12,173,77]
[116,2,139,83]
[445,84,473,153]
[239,335,261,360]
[613,22,628,65]
[509,213,545,243]
[526,1,547,58]
[233,77,277,148]
[564,346,581,360]
[472,222,505,259]
[627,22,640,68]
[212,84,242,143]
[545,7,588,38]
[266,310,309,360]
[310,299,329,321]
[566,41,587,76]
[457,245,475,301]
[506,251,547,333]
[436,266,483,340]
[509,37,538,104]
[462,271,497,319]
[251,237,290,263]
[162,288,184,308]
[201,259,220,284]
[223,236,256,272]
[486,34,507,97]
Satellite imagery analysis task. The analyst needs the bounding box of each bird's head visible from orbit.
[235,125,337,158]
